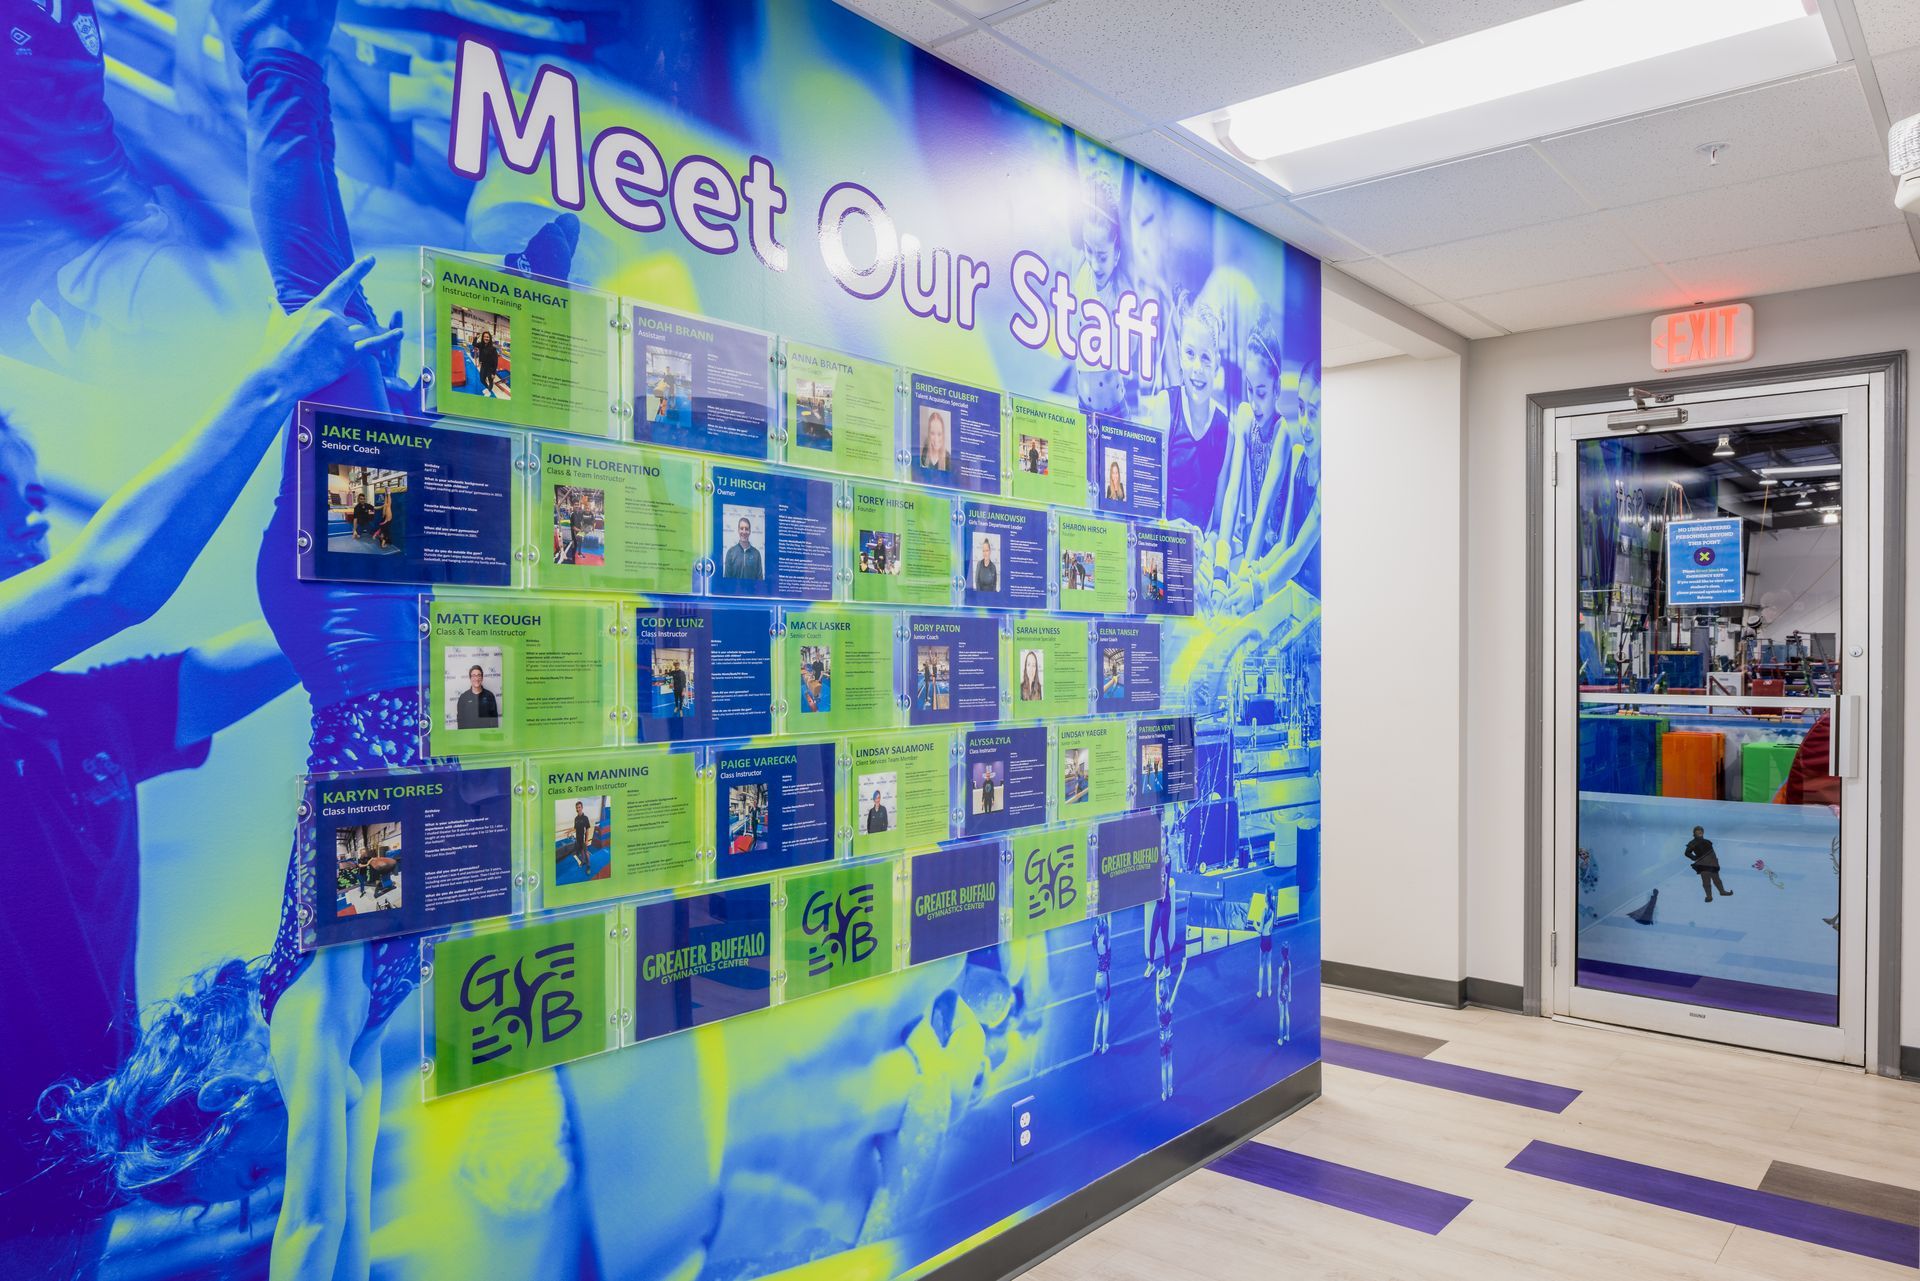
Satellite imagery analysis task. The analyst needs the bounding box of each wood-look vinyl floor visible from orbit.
[1024,987,1920,1281]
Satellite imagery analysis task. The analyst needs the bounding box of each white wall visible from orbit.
[1322,353,1468,984]
[1461,271,1920,1057]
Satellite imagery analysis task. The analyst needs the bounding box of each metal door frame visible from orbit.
[1522,354,1904,1074]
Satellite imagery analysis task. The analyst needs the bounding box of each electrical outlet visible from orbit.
[1010,1094,1036,1163]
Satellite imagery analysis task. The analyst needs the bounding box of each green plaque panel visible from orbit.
[783,608,899,734]
[781,862,898,999]
[1010,823,1088,939]
[850,483,954,607]
[427,598,617,757]
[1010,617,1089,721]
[533,749,700,908]
[427,252,615,435]
[1009,395,1088,509]
[532,440,699,595]
[428,912,615,1097]
[1055,511,1129,615]
[847,729,952,860]
[785,342,896,481]
[1053,718,1129,817]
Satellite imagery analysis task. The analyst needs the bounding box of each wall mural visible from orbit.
[0,1,1322,1277]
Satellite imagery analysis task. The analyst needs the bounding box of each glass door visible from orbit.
[1550,384,1869,1063]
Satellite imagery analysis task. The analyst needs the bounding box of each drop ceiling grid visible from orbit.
[840,0,1920,336]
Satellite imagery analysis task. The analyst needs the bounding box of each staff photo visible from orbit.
[444,646,504,731]
[335,822,402,916]
[449,306,512,399]
[721,504,766,580]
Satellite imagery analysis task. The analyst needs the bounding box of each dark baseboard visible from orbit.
[1323,960,1465,1008]
[1464,977,1525,1012]
[918,1061,1322,1281]
[1902,1044,1920,1081]
[1321,962,1527,1014]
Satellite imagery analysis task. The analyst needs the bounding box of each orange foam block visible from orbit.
[1660,730,1725,801]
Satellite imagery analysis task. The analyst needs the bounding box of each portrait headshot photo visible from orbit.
[970,760,1005,815]
[449,305,511,400]
[1018,647,1045,703]
[1020,433,1049,475]
[1062,747,1091,805]
[727,782,771,856]
[970,533,1000,594]
[1102,447,1128,502]
[335,821,401,916]
[799,643,833,715]
[326,465,404,557]
[649,647,696,720]
[858,770,896,835]
[644,346,694,434]
[795,375,835,451]
[918,406,953,475]
[552,484,605,566]
[721,503,766,581]
[553,796,611,886]
[444,645,504,731]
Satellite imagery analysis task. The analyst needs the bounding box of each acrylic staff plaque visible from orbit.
[1011,824,1089,939]
[907,841,1002,965]
[425,597,619,758]
[625,884,774,1045]
[296,403,519,588]
[707,464,835,602]
[532,439,700,596]
[630,303,775,459]
[425,911,618,1098]
[424,251,619,437]
[713,740,839,879]
[301,765,516,951]
[848,729,953,861]
[531,748,701,909]
[784,342,897,481]
[780,862,898,1000]
[908,374,1002,494]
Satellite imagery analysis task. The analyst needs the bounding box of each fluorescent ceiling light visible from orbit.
[1182,0,1834,194]
[1758,463,1842,477]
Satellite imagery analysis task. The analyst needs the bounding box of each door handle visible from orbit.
[1831,694,1861,780]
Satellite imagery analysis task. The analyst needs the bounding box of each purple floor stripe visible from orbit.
[1325,1040,1581,1113]
[1211,1142,1471,1235]
[1576,959,1839,1025]
[1509,1141,1920,1268]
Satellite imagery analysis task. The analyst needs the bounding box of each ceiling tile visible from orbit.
[1414,301,1506,340]
[987,0,1421,126]
[1382,211,1649,297]
[1329,257,1441,305]
[1877,46,1920,124]
[1389,0,1573,43]
[1456,265,1687,333]
[931,28,1149,140]
[1236,200,1370,262]
[1108,129,1280,212]
[1853,0,1920,56]
[1295,147,1589,254]
[833,0,972,43]
[1664,223,1920,299]
[1610,157,1901,262]
[1540,68,1883,210]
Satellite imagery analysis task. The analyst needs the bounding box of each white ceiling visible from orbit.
[835,0,1920,345]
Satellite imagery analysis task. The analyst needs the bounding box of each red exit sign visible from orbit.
[1651,303,1754,371]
